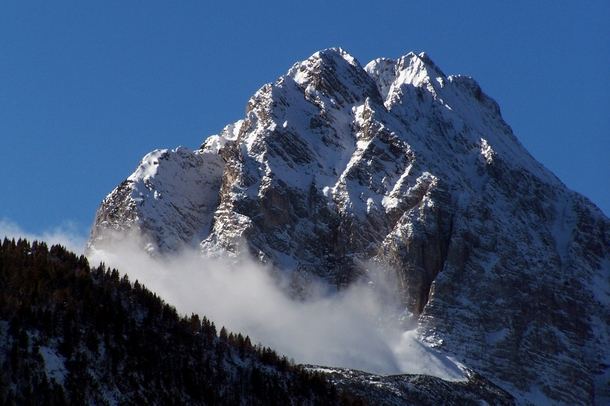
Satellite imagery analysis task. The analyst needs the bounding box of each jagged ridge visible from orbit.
[89,48,610,405]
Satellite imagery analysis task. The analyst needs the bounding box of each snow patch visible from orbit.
[40,346,68,385]
[479,138,495,164]
[392,330,467,381]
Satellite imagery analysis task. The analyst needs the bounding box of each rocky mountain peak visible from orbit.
[89,48,609,405]
[286,47,380,108]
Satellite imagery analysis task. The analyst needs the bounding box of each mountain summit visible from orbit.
[89,48,609,405]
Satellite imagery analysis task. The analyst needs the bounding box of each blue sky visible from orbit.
[1,0,608,237]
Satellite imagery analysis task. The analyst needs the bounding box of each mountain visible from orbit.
[89,48,610,404]
[0,238,516,405]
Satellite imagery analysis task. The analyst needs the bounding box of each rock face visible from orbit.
[91,147,224,253]
[89,48,610,405]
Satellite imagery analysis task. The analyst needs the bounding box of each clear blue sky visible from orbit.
[1,0,608,236]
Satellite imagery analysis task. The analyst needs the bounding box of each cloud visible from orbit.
[0,218,87,255]
[0,219,466,379]
[88,232,466,379]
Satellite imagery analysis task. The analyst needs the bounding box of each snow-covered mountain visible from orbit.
[89,48,610,405]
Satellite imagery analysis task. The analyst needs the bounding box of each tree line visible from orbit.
[0,238,364,405]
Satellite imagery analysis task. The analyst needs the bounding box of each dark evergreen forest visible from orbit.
[0,238,362,405]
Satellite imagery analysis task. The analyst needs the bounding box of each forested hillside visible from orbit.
[0,238,355,405]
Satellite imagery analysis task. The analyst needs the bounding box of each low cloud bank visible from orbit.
[89,233,466,379]
[1,219,465,379]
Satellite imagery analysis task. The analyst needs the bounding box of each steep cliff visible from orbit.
[89,48,610,404]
